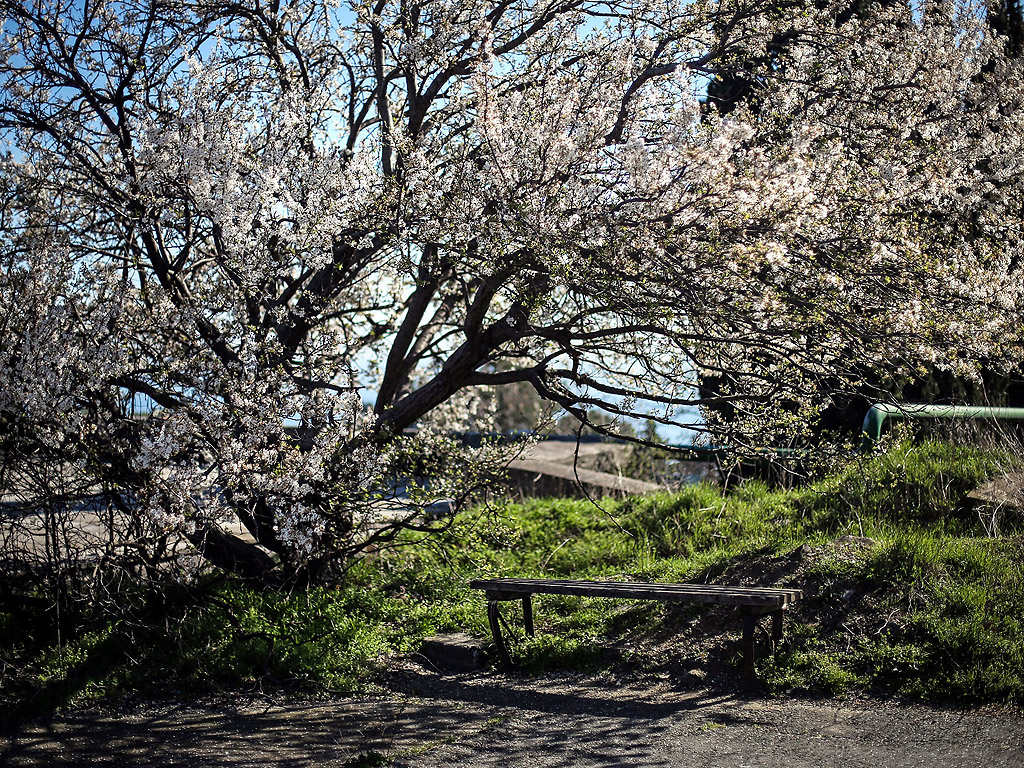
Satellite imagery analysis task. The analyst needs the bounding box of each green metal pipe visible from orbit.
[860,403,1024,450]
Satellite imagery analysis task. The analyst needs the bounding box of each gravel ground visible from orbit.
[3,667,1022,767]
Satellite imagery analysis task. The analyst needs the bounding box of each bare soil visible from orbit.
[2,666,1021,767]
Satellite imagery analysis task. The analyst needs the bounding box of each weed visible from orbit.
[342,750,389,767]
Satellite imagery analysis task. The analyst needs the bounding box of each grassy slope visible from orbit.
[3,439,1023,713]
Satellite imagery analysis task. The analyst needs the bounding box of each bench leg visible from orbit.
[523,594,534,637]
[770,609,784,647]
[741,608,786,676]
[741,607,757,677]
[488,601,512,666]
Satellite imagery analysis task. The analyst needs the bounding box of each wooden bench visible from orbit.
[469,578,803,676]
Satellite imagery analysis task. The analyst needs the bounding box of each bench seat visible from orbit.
[468,577,803,676]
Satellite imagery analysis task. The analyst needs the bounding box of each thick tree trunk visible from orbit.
[186,525,279,583]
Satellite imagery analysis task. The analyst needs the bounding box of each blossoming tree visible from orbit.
[2,0,1022,583]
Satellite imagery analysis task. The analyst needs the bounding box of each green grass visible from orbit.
[760,532,1024,699]
[2,437,1023,713]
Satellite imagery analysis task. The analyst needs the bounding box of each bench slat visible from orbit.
[469,578,802,608]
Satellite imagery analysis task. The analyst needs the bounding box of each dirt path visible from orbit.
[3,668,1022,767]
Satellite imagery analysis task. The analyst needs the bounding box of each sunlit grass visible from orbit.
[3,438,1023,713]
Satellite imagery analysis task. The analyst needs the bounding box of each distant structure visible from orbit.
[503,439,715,498]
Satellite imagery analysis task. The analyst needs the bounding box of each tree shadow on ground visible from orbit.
[0,668,760,768]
